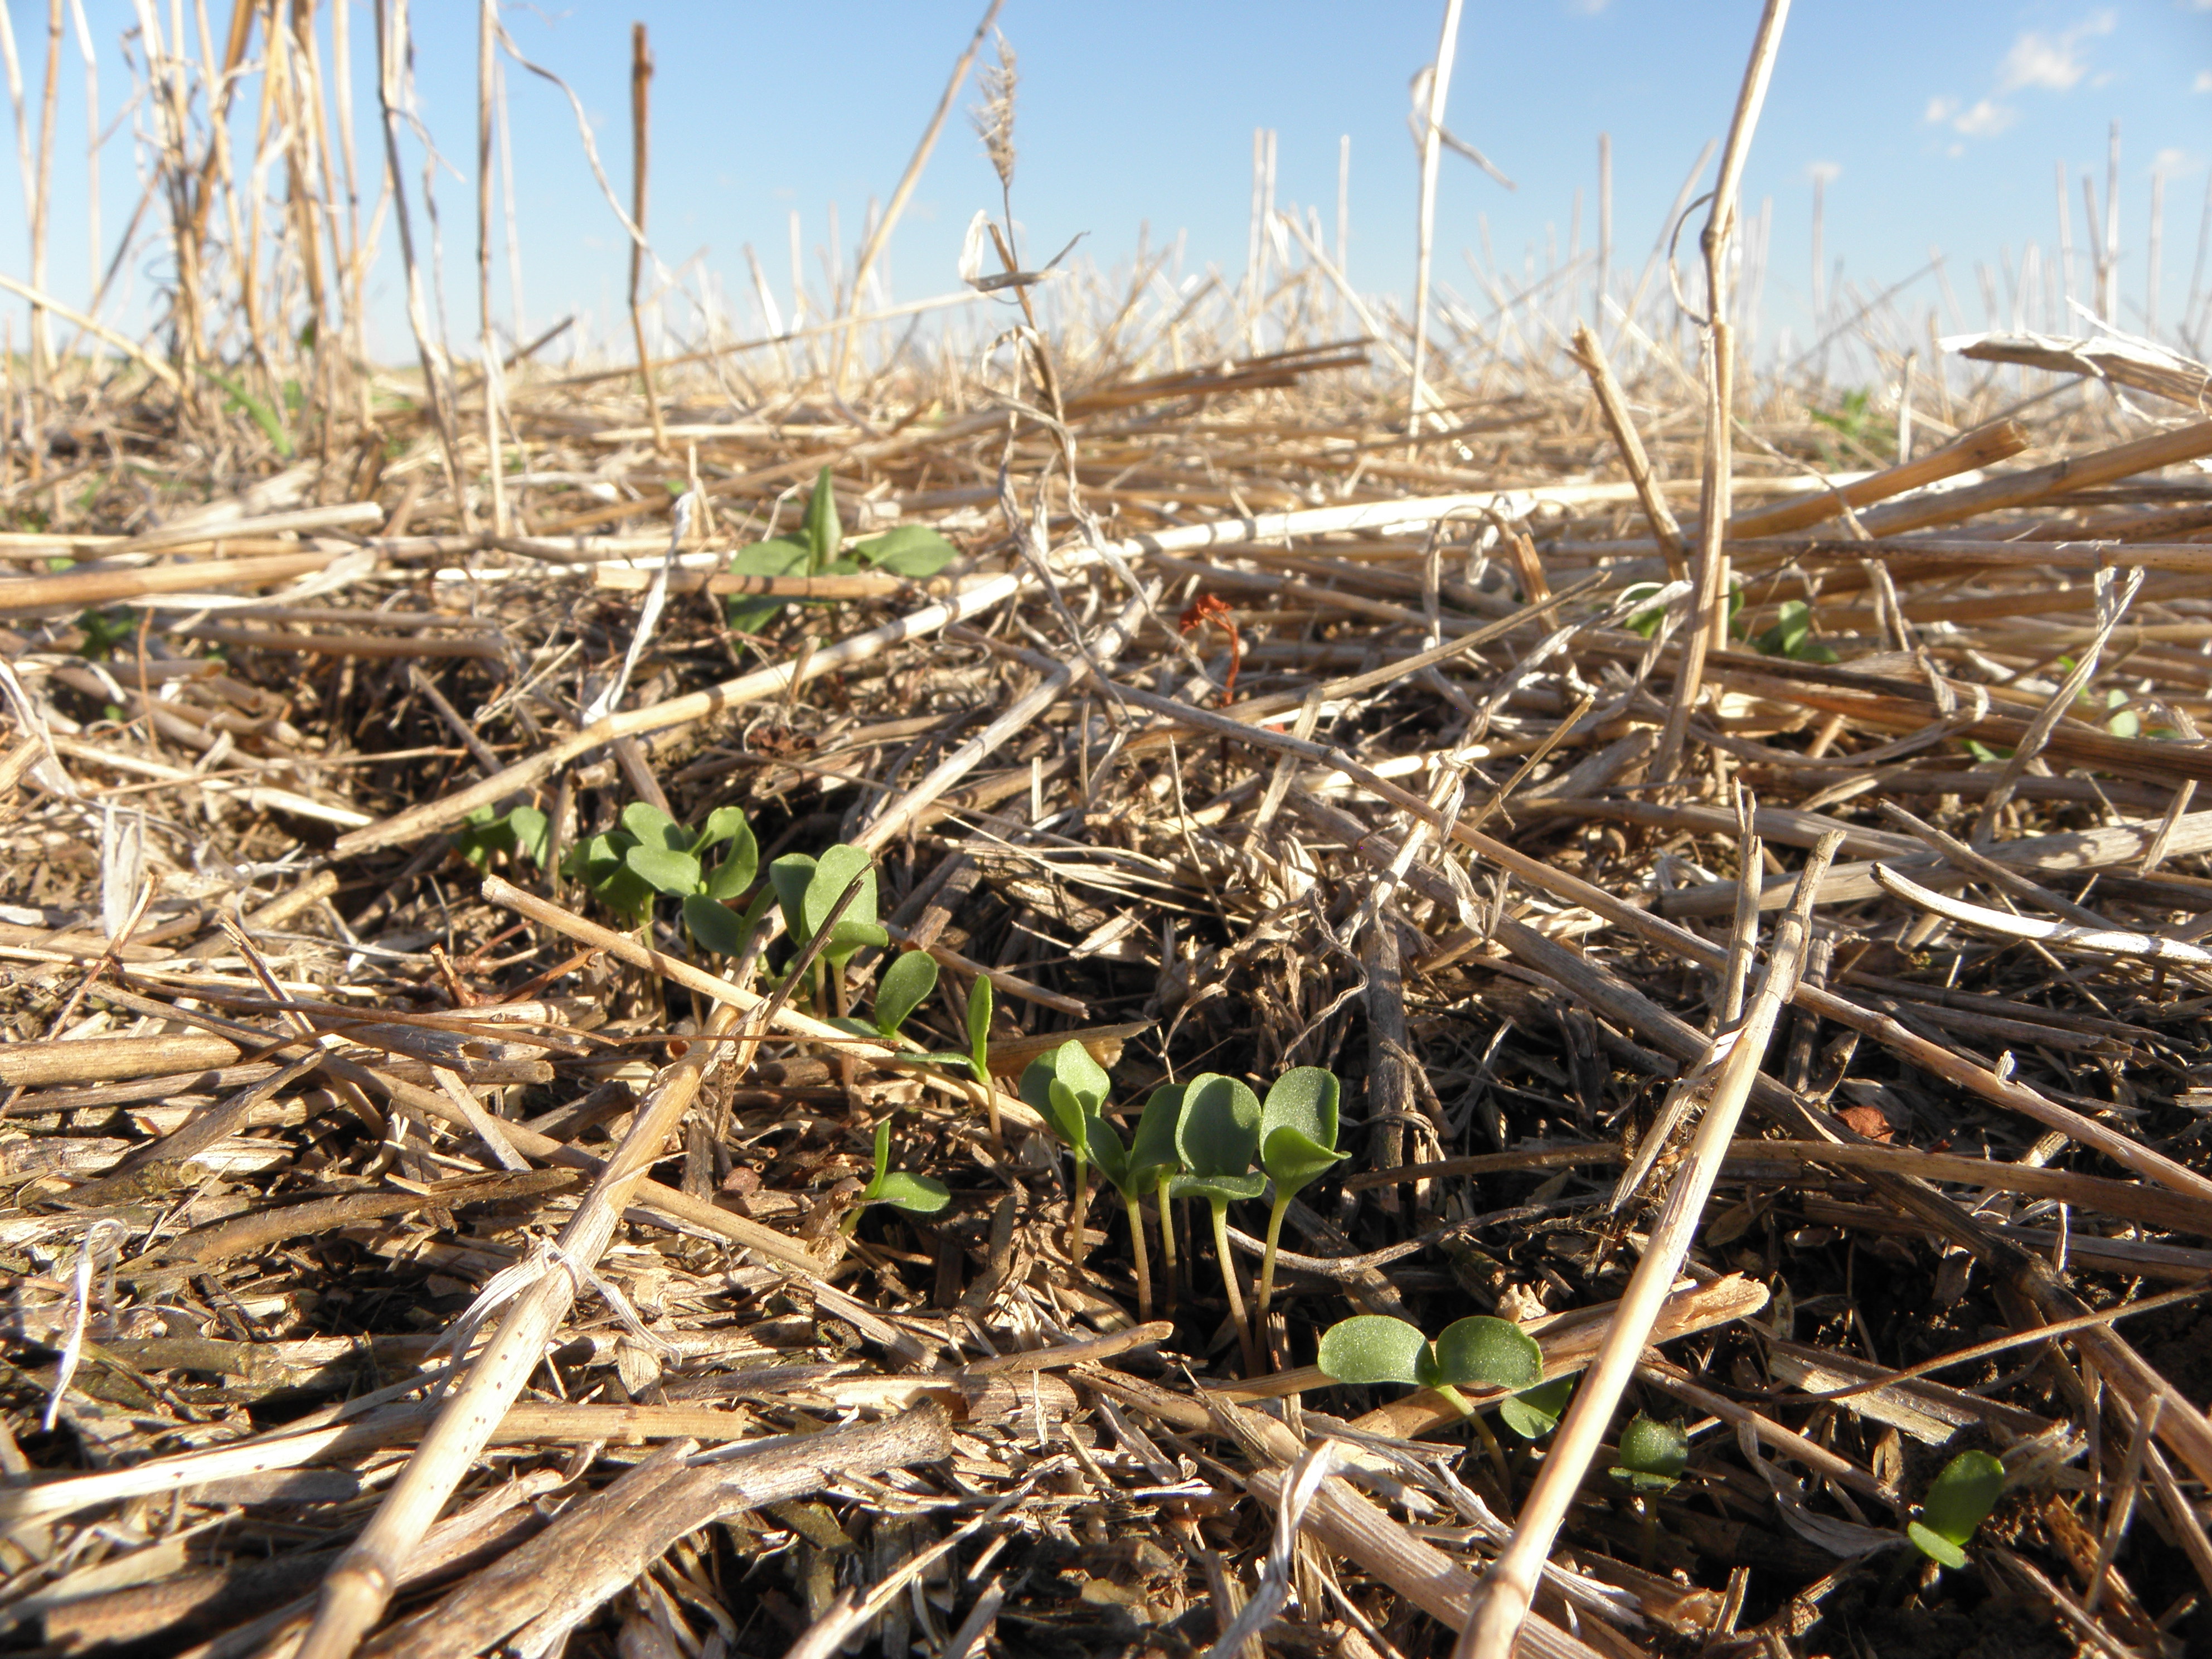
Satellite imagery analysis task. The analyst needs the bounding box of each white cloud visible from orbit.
[2196,70,2212,93]
[1953,98,2018,136]
[1922,94,2016,137]
[1566,0,1611,12]
[1996,11,2117,92]
[1807,161,1844,185]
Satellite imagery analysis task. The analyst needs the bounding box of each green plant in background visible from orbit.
[1019,1039,1113,1262]
[75,607,137,661]
[1620,581,1741,641]
[1252,1066,1346,1328]
[725,467,961,633]
[562,801,758,953]
[1086,1079,1185,1326]
[203,366,294,457]
[848,1119,949,1228]
[1907,1450,2005,1568]
[767,843,889,1006]
[1751,598,1839,663]
[453,803,551,871]
[1171,1074,1268,1370]
[1809,387,1888,462]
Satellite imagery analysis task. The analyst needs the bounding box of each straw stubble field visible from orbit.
[2,4,2212,1658]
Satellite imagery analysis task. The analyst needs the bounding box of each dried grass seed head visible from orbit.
[972,30,1017,192]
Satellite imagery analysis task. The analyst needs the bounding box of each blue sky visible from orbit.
[2,2,2209,371]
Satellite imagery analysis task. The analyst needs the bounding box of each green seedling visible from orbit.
[1610,1413,1689,1492]
[1171,1073,1268,1371]
[1133,1081,1189,1313]
[453,803,551,871]
[1621,580,1742,641]
[849,1119,949,1229]
[1907,1449,2005,1569]
[1086,1080,1184,1326]
[725,467,959,633]
[1253,1066,1346,1329]
[75,607,137,661]
[561,801,758,954]
[1610,1413,1690,1568]
[768,843,889,1007]
[1499,1376,1575,1440]
[1019,1039,1112,1262]
[1317,1313,1544,1419]
[1752,598,1838,663]
[1317,1312,1543,1486]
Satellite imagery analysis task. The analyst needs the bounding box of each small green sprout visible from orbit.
[1907,1450,2005,1569]
[1171,1074,1268,1371]
[725,467,958,633]
[561,801,757,953]
[1751,598,1839,663]
[1611,1413,1690,1569]
[1609,1414,1690,1493]
[852,1119,949,1225]
[1020,1039,1112,1263]
[1253,1066,1346,1330]
[453,803,551,871]
[1086,1081,1184,1327]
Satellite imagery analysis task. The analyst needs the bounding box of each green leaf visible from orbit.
[804,844,882,967]
[1609,1415,1689,1493]
[871,1171,952,1214]
[1906,1521,1969,1569]
[866,1119,893,1195]
[1018,1056,1081,1151]
[596,863,658,925]
[853,523,958,577]
[966,975,993,1066]
[802,467,842,573]
[1087,1112,1132,1192]
[1052,1040,1112,1116]
[1915,1450,2005,1560]
[1130,1083,1187,1188]
[874,950,939,1039]
[1500,1377,1574,1440]
[1621,581,1667,639]
[625,843,702,897]
[1317,1315,1428,1388]
[505,807,550,866]
[1175,1073,1261,1180]
[1260,1126,1346,1198]
[561,830,630,887]
[704,848,754,901]
[769,853,819,942]
[1421,1316,1542,1393]
[1169,1169,1267,1206]
[620,801,688,852]
[682,893,750,955]
[692,804,749,854]
[1260,1066,1342,1198]
[724,536,812,632]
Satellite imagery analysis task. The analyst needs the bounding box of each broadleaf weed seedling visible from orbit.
[725,466,958,634]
